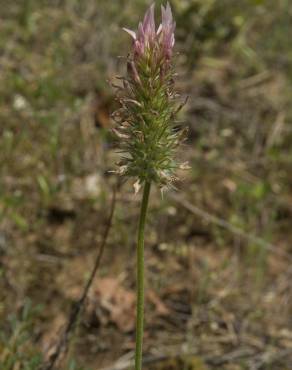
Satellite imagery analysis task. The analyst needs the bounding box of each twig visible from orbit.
[41,184,117,370]
[169,192,292,262]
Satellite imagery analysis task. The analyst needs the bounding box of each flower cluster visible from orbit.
[112,3,186,191]
[123,3,175,62]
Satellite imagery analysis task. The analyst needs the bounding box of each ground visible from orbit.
[1,1,292,369]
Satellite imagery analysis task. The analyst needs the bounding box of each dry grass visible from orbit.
[1,1,292,369]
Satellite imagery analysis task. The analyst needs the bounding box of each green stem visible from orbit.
[135,181,151,370]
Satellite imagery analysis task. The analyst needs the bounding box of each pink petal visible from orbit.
[157,23,162,35]
[142,3,155,38]
[123,28,136,40]
[161,2,174,29]
[165,2,173,23]
[137,22,145,40]
[160,2,176,57]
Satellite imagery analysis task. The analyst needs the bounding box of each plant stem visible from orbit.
[135,181,151,370]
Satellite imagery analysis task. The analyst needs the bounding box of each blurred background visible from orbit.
[1,0,292,369]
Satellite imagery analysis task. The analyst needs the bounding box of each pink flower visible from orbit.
[123,4,155,58]
[159,3,176,59]
[123,2,175,60]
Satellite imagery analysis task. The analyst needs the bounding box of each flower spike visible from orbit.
[114,3,186,189]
